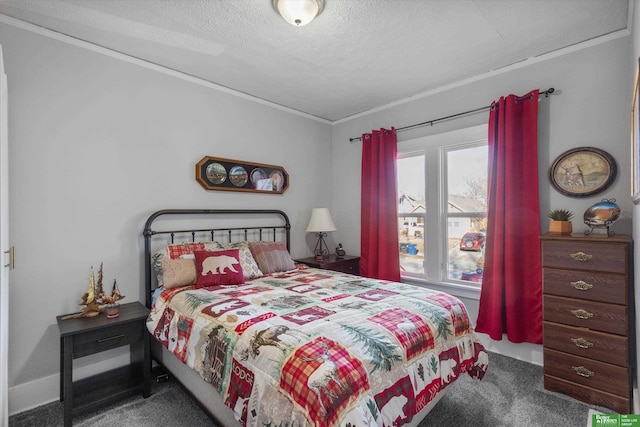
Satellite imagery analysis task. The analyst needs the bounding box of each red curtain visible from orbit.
[361,128,401,282]
[475,90,543,344]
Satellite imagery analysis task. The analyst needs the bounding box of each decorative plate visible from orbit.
[549,147,617,198]
[583,199,620,236]
[205,162,227,184]
[229,166,248,187]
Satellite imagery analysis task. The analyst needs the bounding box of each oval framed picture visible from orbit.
[195,156,289,194]
[549,147,617,198]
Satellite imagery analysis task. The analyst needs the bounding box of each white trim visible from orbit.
[334,28,631,125]
[403,277,481,301]
[0,13,629,127]
[0,14,332,125]
[8,352,130,416]
[398,125,488,291]
[0,44,8,427]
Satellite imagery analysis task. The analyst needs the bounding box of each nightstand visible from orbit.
[295,254,360,275]
[57,302,151,427]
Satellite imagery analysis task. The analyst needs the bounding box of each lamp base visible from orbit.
[313,233,329,263]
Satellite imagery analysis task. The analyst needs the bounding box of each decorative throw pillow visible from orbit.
[161,258,197,289]
[152,248,167,287]
[193,249,245,287]
[166,242,207,260]
[217,241,264,279]
[249,241,296,274]
[204,241,224,251]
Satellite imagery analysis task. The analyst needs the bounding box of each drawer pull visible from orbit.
[570,252,592,262]
[570,280,593,291]
[571,337,594,349]
[97,334,125,343]
[572,366,595,378]
[570,309,593,319]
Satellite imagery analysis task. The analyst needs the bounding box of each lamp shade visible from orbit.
[306,208,337,232]
[273,0,324,26]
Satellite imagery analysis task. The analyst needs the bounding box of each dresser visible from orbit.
[540,234,633,414]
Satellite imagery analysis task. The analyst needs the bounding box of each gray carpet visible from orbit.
[9,352,611,427]
[420,352,612,427]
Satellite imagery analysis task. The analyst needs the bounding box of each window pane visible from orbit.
[447,216,485,283]
[446,146,487,284]
[398,156,425,275]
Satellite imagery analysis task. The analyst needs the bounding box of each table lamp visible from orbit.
[306,208,337,261]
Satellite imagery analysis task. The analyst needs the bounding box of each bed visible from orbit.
[143,209,488,426]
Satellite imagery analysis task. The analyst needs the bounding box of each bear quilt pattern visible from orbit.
[147,267,488,426]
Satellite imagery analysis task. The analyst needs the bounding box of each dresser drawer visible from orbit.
[543,267,627,304]
[544,374,630,414]
[543,295,627,335]
[543,348,629,397]
[541,241,627,274]
[543,321,628,366]
[72,321,144,358]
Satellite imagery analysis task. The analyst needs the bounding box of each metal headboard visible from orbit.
[143,209,291,308]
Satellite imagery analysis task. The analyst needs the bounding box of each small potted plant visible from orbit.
[548,209,574,234]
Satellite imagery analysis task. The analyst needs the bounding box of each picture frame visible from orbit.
[632,57,640,204]
[195,156,289,194]
[549,147,617,198]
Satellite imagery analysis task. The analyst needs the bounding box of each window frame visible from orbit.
[397,125,488,300]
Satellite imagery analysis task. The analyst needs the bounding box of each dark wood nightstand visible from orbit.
[295,254,360,275]
[57,302,151,427]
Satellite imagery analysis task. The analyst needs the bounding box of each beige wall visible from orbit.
[331,33,632,365]
[0,20,332,414]
[2,5,636,415]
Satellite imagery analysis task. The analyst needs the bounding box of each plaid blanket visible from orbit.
[147,266,488,426]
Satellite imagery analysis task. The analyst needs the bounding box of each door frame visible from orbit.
[0,44,10,426]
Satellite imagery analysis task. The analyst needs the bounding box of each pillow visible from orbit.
[193,249,245,287]
[166,242,207,259]
[161,258,197,289]
[152,248,167,287]
[216,241,264,279]
[152,242,215,288]
[249,241,296,274]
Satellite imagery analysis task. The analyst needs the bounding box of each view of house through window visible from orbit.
[398,137,488,286]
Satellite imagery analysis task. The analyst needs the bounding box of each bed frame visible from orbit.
[143,208,291,308]
[142,209,291,426]
[141,208,447,426]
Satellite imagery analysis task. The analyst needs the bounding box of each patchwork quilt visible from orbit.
[147,266,488,426]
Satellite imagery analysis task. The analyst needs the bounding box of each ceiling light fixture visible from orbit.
[273,0,324,26]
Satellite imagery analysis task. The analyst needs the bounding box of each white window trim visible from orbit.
[398,124,487,299]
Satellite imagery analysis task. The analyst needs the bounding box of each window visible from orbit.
[397,125,488,288]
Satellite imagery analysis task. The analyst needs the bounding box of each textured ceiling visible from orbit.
[0,0,630,121]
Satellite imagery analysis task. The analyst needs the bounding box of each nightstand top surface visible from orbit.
[57,301,149,336]
[295,254,359,264]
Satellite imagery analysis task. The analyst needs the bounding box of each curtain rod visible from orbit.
[349,88,555,142]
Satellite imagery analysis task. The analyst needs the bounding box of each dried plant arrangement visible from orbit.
[60,263,125,320]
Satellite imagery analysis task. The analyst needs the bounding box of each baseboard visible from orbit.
[9,352,130,416]
[476,333,544,366]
